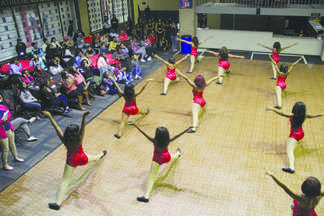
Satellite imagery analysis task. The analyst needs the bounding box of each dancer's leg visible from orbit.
[275,86,282,108]
[282,138,297,174]
[115,113,129,138]
[137,161,160,202]
[162,77,171,95]
[217,67,225,84]
[188,55,195,73]
[189,103,201,133]
[271,63,277,79]
[7,130,23,162]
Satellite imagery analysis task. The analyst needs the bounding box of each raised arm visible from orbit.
[288,57,303,73]
[43,111,64,142]
[154,54,169,66]
[130,124,155,143]
[281,42,298,51]
[199,35,213,45]
[306,113,324,119]
[266,107,293,118]
[79,110,90,143]
[175,69,196,88]
[175,54,190,66]
[177,38,192,45]
[170,126,193,142]
[258,43,273,51]
[266,172,303,202]
[108,75,124,95]
[206,75,221,86]
[135,79,153,96]
[228,54,245,59]
[205,50,219,57]
[269,54,280,74]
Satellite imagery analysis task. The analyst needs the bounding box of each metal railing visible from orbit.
[197,0,324,8]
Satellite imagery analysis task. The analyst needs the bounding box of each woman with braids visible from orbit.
[206,47,244,84]
[154,54,189,95]
[108,75,153,139]
[269,55,303,109]
[44,111,107,210]
[258,41,298,79]
[176,69,221,133]
[177,35,213,73]
[266,172,324,216]
[266,102,324,174]
[130,124,192,203]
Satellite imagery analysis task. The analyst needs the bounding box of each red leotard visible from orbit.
[218,58,230,70]
[293,200,317,216]
[66,145,88,168]
[289,119,304,141]
[272,52,280,63]
[166,67,176,80]
[191,46,198,57]
[122,99,139,115]
[276,76,287,90]
[153,147,171,165]
[192,89,206,107]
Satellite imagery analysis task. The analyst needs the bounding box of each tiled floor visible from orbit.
[0,56,324,215]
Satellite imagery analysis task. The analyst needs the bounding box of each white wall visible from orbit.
[196,29,323,56]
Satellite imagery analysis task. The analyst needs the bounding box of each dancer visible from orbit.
[177,35,213,73]
[0,94,24,170]
[109,75,153,139]
[44,111,107,210]
[206,47,244,84]
[258,41,298,79]
[266,172,324,216]
[176,69,221,133]
[130,124,192,202]
[154,54,189,95]
[269,55,303,109]
[266,102,324,174]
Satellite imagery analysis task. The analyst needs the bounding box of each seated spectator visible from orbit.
[70,67,93,104]
[119,30,128,42]
[142,35,153,61]
[79,60,102,95]
[131,38,147,63]
[46,44,61,63]
[91,36,100,54]
[112,46,130,68]
[21,69,34,88]
[99,42,109,54]
[15,38,27,60]
[85,45,96,56]
[48,57,64,78]
[42,38,50,59]
[102,72,117,95]
[0,92,38,142]
[113,63,129,84]
[97,53,114,78]
[31,42,45,62]
[120,43,129,55]
[148,31,156,49]
[110,28,119,41]
[30,54,47,71]
[39,79,71,114]
[101,32,110,45]
[33,64,49,84]
[131,55,142,80]
[60,70,85,110]
[73,49,83,69]
[9,58,22,96]
[61,36,74,49]
[17,81,42,112]
[76,32,85,49]
[51,37,62,49]
[108,37,120,53]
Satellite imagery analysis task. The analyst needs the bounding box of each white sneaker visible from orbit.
[27,136,38,142]
[147,56,152,61]
[140,58,146,63]
[28,117,37,124]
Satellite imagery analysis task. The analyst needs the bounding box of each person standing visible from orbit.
[111,14,119,33]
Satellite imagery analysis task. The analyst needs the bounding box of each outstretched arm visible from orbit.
[206,75,221,86]
[266,107,293,118]
[269,54,280,74]
[80,110,90,143]
[135,79,153,96]
[175,69,196,88]
[306,113,324,119]
[177,38,192,45]
[228,54,244,59]
[199,35,213,45]
[288,57,303,74]
[266,171,303,202]
[175,54,190,66]
[154,54,170,66]
[258,43,273,51]
[170,126,193,142]
[129,123,155,143]
[281,42,298,51]
[108,74,124,95]
[43,111,64,142]
[205,50,219,57]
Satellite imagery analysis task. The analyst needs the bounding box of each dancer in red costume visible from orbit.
[176,69,221,133]
[130,124,192,202]
[266,172,324,216]
[109,75,153,139]
[178,35,213,73]
[206,47,244,84]
[266,102,324,174]
[269,55,303,109]
[154,54,189,95]
[258,41,298,79]
[43,111,107,210]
